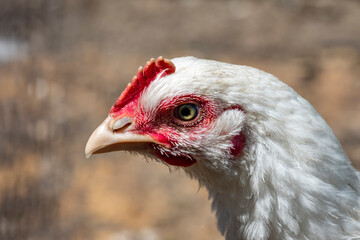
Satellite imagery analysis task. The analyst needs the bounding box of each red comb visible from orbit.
[110,57,176,114]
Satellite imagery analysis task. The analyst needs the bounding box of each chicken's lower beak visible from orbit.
[85,116,162,158]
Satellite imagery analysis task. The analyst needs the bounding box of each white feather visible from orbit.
[138,57,360,240]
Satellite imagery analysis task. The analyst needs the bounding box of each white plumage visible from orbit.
[86,57,360,240]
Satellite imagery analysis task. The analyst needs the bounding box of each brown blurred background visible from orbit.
[0,0,359,239]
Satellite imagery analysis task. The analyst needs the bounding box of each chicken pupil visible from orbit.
[178,104,197,120]
[181,108,191,116]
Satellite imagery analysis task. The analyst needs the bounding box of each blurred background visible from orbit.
[0,0,359,239]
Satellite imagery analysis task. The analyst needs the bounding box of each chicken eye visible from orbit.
[176,104,198,121]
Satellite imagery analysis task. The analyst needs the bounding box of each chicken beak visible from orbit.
[85,116,162,158]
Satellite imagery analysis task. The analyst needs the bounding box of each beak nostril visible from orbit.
[112,117,133,132]
[114,122,132,133]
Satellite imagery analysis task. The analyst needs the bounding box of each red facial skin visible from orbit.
[147,95,216,167]
[111,94,216,167]
[111,94,246,167]
[109,57,246,167]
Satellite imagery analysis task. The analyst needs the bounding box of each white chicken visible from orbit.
[85,56,360,240]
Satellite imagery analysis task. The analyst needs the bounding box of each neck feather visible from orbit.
[186,137,360,240]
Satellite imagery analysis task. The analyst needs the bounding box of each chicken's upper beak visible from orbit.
[85,116,163,158]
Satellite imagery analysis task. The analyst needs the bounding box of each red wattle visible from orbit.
[153,148,196,167]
